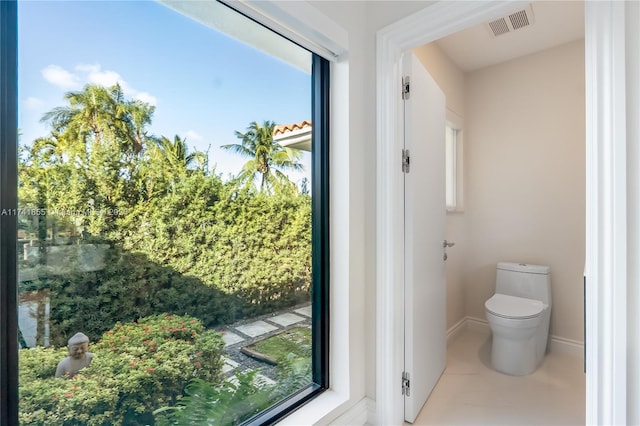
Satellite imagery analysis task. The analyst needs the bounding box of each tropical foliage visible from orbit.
[155,355,312,425]
[221,120,303,193]
[19,85,310,339]
[33,187,311,347]
[18,83,311,424]
[19,314,225,426]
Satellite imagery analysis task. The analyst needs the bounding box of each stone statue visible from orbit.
[55,332,94,378]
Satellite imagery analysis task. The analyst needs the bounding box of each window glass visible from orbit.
[17,1,325,424]
[445,124,458,211]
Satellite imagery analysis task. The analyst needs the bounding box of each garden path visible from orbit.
[216,303,311,383]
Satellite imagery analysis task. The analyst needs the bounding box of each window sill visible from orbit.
[276,389,350,425]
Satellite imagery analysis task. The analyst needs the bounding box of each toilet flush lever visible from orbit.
[443,240,455,261]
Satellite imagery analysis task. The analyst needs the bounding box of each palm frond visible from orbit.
[220,143,255,159]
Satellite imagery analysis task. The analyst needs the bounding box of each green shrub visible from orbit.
[19,346,68,382]
[119,182,312,313]
[42,248,245,346]
[26,175,312,347]
[19,314,224,426]
[155,356,312,426]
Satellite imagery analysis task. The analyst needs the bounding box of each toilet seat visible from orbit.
[485,294,545,319]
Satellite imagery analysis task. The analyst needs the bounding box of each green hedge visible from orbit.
[40,248,244,346]
[30,179,312,347]
[118,182,312,309]
[19,314,224,426]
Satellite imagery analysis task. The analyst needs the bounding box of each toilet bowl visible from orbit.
[485,262,552,376]
[485,294,549,375]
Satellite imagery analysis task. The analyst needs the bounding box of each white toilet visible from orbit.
[485,262,551,376]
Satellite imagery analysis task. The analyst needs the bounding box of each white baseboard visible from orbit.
[549,335,585,358]
[462,316,584,359]
[446,317,467,346]
[464,316,491,334]
[328,397,374,426]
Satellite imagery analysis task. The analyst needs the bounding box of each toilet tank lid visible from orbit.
[497,262,550,275]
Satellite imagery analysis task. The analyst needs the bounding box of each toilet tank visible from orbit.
[495,262,551,306]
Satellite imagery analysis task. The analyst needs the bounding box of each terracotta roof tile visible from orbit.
[273,120,312,137]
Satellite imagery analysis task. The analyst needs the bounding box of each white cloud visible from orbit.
[41,63,157,105]
[134,92,157,105]
[41,65,81,90]
[74,63,100,74]
[184,130,204,142]
[23,97,45,110]
[85,68,123,88]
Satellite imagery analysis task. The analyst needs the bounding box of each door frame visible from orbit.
[375,1,628,425]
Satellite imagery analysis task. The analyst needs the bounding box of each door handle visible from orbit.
[443,240,455,261]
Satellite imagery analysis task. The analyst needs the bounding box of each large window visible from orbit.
[1,1,328,424]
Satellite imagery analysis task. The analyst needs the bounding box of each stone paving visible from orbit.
[217,302,311,382]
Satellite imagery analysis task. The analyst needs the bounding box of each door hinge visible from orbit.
[402,149,410,174]
[402,371,411,396]
[402,76,410,100]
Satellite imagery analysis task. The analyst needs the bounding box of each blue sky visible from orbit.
[18,0,311,183]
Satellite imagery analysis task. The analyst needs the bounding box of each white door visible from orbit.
[403,52,447,423]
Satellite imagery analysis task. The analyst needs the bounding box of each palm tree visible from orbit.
[41,84,116,148]
[110,85,154,156]
[221,120,303,192]
[154,135,206,173]
[39,84,156,232]
[140,135,207,198]
[41,83,154,157]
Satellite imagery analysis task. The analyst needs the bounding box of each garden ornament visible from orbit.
[55,332,94,378]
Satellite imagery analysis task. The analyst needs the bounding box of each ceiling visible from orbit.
[435,1,585,72]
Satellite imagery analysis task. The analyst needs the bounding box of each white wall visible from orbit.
[279,1,639,423]
[305,0,587,410]
[413,42,467,331]
[413,39,586,344]
[308,0,438,404]
[308,1,638,423]
[463,40,585,342]
[302,2,587,421]
[626,2,640,423]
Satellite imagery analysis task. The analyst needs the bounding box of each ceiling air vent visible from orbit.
[509,9,530,30]
[488,18,510,37]
[487,4,535,37]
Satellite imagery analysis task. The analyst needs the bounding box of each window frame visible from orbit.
[0,0,19,423]
[0,1,330,423]
[445,123,458,211]
[243,50,331,426]
[445,114,464,213]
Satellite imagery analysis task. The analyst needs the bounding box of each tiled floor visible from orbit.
[411,328,585,425]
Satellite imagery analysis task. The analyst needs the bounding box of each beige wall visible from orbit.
[300,0,585,407]
[463,40,585,342]
[413,43,467,331]
[413,43,465,118]
[414,40,585,342]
